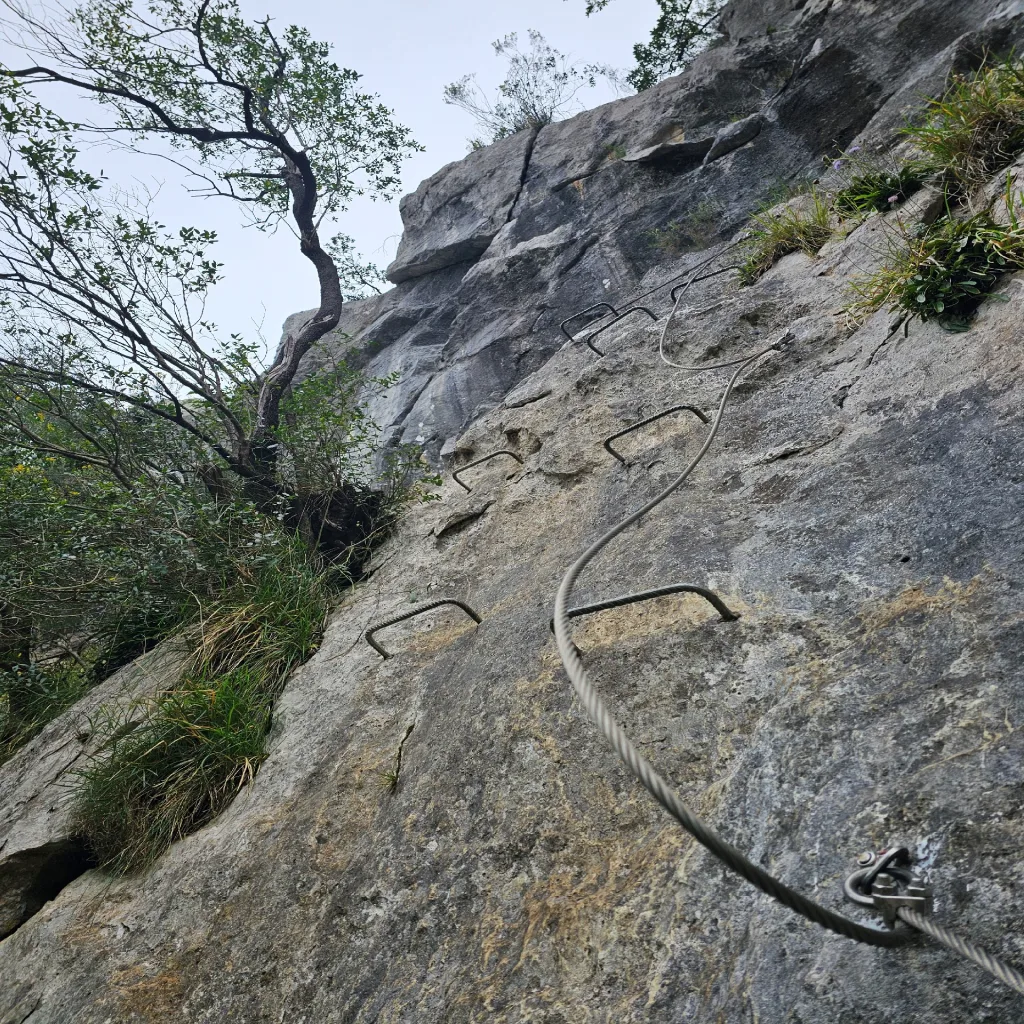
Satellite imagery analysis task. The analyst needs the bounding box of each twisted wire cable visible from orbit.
[551,335,916,947]
[898,907,1024,995]
[572,237,748,339]
[659,279,753,371]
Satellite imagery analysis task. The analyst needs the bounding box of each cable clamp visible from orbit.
[771,328,796,351]
[843,846,933,927]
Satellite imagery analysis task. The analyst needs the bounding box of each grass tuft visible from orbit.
[646,200,722,255]
[738,191,833,283]
[903,56,1024,196]
[833,163,932,217]
[73,539,332,874]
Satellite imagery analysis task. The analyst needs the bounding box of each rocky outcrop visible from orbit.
[386,128,540,284]
[299,0,1024,460]
[0,645,183,940]
[4,2,1024,1022]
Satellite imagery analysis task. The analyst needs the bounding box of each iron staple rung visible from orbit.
[558,236,747,346]
[603,404,710,464]
[559,301,620,342]
[583,306,658,357]
[549,583,739,636]
[452,449,524,492]
[365,599,482,659]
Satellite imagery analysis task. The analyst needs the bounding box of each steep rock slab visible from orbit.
[385,128,538,284]
[3,183,1024,1023]
[6,1,1024,1019]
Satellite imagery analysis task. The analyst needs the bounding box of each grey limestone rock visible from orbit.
[300,0,1022,462]
[0,644,183,940]
[385,128,539,285]
[5,1,1024,1021]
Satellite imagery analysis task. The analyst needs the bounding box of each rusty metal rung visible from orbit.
[560,302,620,342]
[603,404,710,464]
[549,584,739,641]
[583,306,658,357]
[452,449,524,492]
[366,599,482,659]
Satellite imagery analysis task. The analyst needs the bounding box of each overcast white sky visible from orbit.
[6,0,659,350]
[242,0,658,342]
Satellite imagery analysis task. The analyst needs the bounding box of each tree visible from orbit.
[0,0,421,523]
[443,29,622,146]
[575,0,726,92]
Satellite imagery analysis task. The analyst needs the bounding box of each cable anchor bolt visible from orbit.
[843,846,933,927]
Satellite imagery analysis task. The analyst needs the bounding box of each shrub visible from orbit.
[739,192,833,283]
[903,56,1024,196]
[0,360,436,767]
[74,536,332,873]
[833,163,932,217]
[849,199,1024,329]
[443,30,621,143]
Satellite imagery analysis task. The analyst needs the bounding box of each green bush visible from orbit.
[739,191,833,283]
[903,56,1024,195]
[0,357,437,769]
[849,200,1024,329]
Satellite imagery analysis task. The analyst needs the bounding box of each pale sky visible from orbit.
[238,0,659,344]
[7,0,659,352]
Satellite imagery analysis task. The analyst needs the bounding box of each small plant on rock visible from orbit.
[647,199,722,255]
[443,30,620,143]
[849,191,1024,330]
[738,191,833,283]
[902,55,1024,197]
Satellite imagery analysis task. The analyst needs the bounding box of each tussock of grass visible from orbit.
[74,542,331,874]
[0,660,91,766]
[849,197,1024,330]
[738,191,832,283]
[833,163,932,217]
[903,56,1024,196]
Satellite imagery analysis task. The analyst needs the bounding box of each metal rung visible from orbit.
[560,302,620,342]
[583,306,658,357]
[366,599,482,659]
[452,449,524,492]
[550,584,739,642]
[603,404,710,464]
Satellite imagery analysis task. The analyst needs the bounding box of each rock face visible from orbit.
[4,1,1024,1022]
[0,645,183,941]
[385,128,539,285]
[299,0,1024,460]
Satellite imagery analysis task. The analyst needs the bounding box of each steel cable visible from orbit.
[897,907,1024,995]
[561,239,748,348]
[552,319,1024,989]
[658,278,752,371]
[551,334,917,947]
